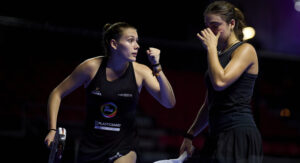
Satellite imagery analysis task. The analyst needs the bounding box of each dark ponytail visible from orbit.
[204,1,247,40]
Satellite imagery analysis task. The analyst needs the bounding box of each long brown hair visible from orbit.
[204,1,246,40]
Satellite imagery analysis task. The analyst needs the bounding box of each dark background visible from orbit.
[0,0,300,162]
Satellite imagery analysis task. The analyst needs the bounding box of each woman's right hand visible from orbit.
[44,130,56,148]
[146,47,161,65]
[179,138,194,157]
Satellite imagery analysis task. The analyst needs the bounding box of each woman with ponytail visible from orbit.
[180,1,263,162]
[44,22,176,163]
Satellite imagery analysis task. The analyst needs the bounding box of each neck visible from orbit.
[107,54,129,73]
[218,35,240,54]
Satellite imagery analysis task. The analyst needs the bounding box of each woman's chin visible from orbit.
[128,57,136,62]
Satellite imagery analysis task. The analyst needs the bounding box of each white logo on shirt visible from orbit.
[91,89,102,96]
[94,121,121,132]
[117,93,133,97]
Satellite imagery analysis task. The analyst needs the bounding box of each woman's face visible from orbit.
[205,13,233,44]
[115,28,140,62]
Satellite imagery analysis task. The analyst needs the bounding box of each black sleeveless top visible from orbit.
[205,42,258,135]
[79,57,140,161]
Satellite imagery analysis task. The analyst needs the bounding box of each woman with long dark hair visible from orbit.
[180,1,263,162]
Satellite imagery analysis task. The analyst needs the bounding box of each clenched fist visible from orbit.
[146,47,160,65]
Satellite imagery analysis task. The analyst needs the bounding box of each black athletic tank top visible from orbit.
[205,42,258,135]
[79,57,139,161]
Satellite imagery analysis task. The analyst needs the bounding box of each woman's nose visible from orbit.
[135,43,140,49]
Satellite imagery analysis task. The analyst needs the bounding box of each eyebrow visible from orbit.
[209,21,221,25]
[127,35,138,40]
[206,21,221,27]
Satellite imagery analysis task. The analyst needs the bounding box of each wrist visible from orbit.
[152,63,160,67]
[183,132,195,141]
[152,63,162,77]
[207,46,217,53]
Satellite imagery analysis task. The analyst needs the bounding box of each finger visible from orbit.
[197,33,205,41]
[203,28,210,35]
[47,139,55,148]
[216,31,221,38]
[207,28,213,34]
[200,30,207,37]
[187,147,193,156]
[179,146,184,155]
[155,49,160,54]
[204,28,209,33]
[45,140,50,148]
[148,53,155,57]
[179,149,183,155]
[209,29,217,36]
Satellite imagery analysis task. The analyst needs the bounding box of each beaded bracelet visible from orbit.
[152,64,162,77]
[49,129,57,131]
[152,63,160,67]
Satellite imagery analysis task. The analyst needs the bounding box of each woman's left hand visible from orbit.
[146,47,160,65]
[197,28,220,50]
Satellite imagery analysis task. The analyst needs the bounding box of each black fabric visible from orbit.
[191,42,264,162]
[78,57,140,162]
[205,42,258,135]
[185,127,263,163]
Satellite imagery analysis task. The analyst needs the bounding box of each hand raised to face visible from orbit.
[197,28,220,50]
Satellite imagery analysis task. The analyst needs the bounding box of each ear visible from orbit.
[110,39,118,50]
[229,19,236,30]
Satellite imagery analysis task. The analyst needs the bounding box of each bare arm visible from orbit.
[144,67,176,108]
[180,93,209,155]
[135,62,176,108]
[187,93,209,136]
[45,58,100,146]
[135,47,176,108]
[198,28,257,91]
[207,43,257,91]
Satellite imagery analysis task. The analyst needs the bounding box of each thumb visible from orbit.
[45,139,51,148]
[179,146,185,155]
[216,31,221,39]
[187,146,193,156]
[187,145,195,156]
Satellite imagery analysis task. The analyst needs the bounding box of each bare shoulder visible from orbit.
[71,56,103,80]
[78,56,103,72]
[79,56,105,87]
[233,42,257,59]
[132,62,152,74]
[237,42,256,54]
[82,56,103,67]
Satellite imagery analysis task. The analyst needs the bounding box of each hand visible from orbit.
[44,130,56,148]
[197,28,220,50]
[179,138,195,157]
[146,47,160,65]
